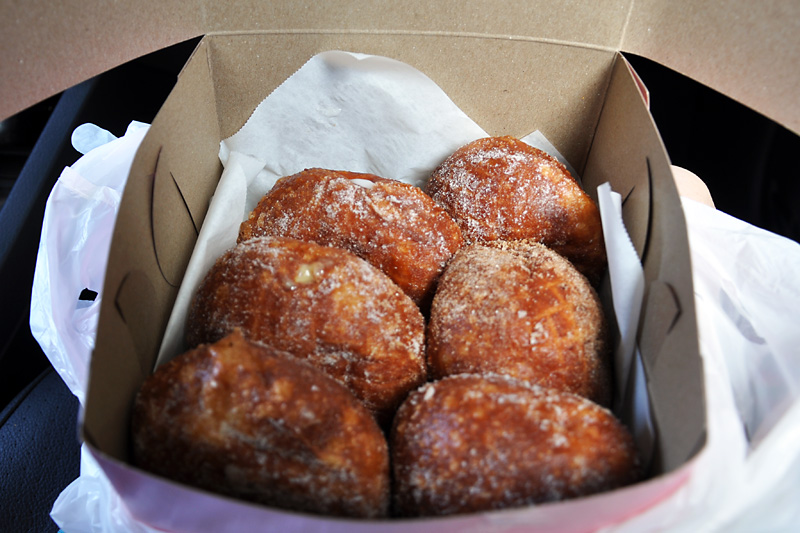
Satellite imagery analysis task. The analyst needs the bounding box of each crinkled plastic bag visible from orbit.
[678,198,800,532]
[30,121,149,406]
[29,121,164,532]
[604,198,800,533]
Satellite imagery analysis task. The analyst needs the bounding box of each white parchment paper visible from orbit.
[156,50,596,366]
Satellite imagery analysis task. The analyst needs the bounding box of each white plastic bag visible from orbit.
[680,198,800,532]
[609,198,800,533]
[50,446,160,533]
[30,121,149,406]
[29,121,163,532]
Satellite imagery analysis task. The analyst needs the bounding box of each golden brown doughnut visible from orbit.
[185,236,427,423]
[426,136,606,284]
[131,331,390,518]
[427,240,611,406]
[238,168,464,306]
[391,373,640,517]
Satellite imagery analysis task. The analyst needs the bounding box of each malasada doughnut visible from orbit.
[427,240,610,406]
[185,236,427,423]
[426,136,606,284]
[391,374,640,517]
[132,331,390,518]
[238,168,464,306]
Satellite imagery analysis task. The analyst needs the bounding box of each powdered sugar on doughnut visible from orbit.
[185,236,427,424]
[238,168,464,305]
[391,374,640,517]
[427,240,611,406]
[132,331,390,518]
[426,136,606,284]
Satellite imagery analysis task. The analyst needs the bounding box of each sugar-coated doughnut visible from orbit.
[426,136,605,284]
[132,331,390,518]
[427,240,610,406]
[185,236,427,424]
[391,374,640,517]
[238,168,464,306]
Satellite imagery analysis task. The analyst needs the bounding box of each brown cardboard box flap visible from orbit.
[622,0,800,139]
[2,0,799,134]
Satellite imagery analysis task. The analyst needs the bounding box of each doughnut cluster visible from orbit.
[131,139,639,519]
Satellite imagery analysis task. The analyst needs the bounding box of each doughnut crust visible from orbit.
[238,168,464,306]
[185,236,427,423]
[391,374,640,517]
[132,331,390,518]
[426,136,605,284]
[427,240,610,406]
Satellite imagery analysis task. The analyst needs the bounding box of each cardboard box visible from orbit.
[86,39,704,532]
[5,1,798,531]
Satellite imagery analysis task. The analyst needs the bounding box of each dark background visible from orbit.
[0,39,797,531]
[626,54,800,242]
